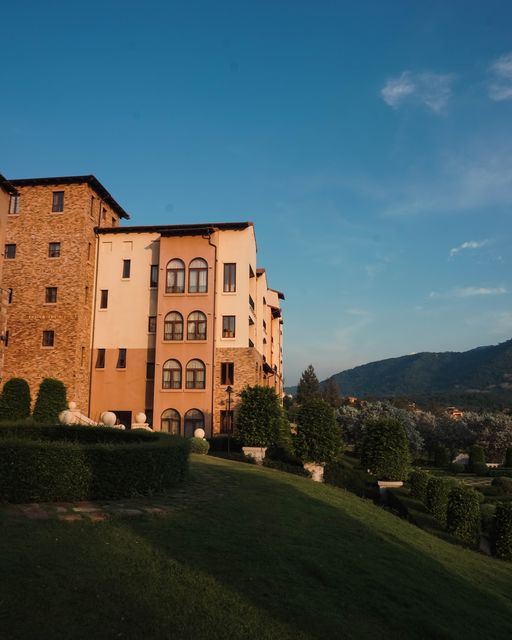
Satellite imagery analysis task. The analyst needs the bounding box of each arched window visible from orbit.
[187,311,207,340]
[162,359,182,389]
[184,409,204,437]
[164,311,183,340]
[166,259,185,293]
[161,409,180,435]
[188,258,208,293]
[186,359,206,389]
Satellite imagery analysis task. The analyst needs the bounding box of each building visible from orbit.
[1,176,129,409]
[1,176,284,436]
[0,175,17,377]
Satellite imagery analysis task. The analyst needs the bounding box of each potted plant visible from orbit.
[294,399,342,481]
[234,386,283,463]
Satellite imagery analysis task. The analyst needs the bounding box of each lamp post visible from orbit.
[226,385,233,453]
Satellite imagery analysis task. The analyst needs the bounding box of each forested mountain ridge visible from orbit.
[287,339,512,402]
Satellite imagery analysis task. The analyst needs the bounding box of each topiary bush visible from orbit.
[448,462,465,475]
[434,445,451,468]
[446,486,481,545]
[360,417,411,481]
[32,378,67,423]
[234,386,284,448]
[426,476,458,526]
[294,398,342,464]
[493,503,512,560]
[491,476,512,494]
[409,469,430,501]
[0,378,31,421]
[189,437,209,455]
[505,447,512,468]
[471,462,489,477]
[468,445,486,473]
[324,459,375,497]
[0,426,189,502]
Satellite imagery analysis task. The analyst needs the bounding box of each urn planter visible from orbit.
[304,462,325,483]
[242,446,267,464]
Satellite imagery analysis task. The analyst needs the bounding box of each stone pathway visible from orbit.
[0,484,213,523]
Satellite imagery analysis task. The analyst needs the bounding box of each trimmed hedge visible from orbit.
[505,447,512,468]
[468,445,486,473]
[0,424,159,444]
[263,458,311,477]
[489,468,512,479]
[471,463,489,477]
[448,462,465,475]
[189,437,209,455]
[493,503,512,560]
[434,446,450,468]
[0,378,31,421]
[426,476,458,526]
[324,459,376,497]
[446,487,481,545]
[491,476,512,494]
[294,399,342,464]
[409,469,430,501]
[0,426,189,502]
[33,378,67,423]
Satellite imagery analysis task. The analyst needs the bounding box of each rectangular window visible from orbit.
[221,362,234,385]
[48,242,61,258]
[96,348,105,368]
[223,263,236,292]
[222,315,236,338]
[220,410,234,434]
[100,290,108,309]
[146,362,155,380]
[45,287,57,304]
[52,191,64,212]
[7,288,13,304]
[8,195,19,214]
[122,259,131,278]
[3,330,8,347]
[148,316,156,333]
[117,348,127,369]
[42,330,54,347]
[150,264,158,288]
[4,244,16,259]
[90,196,95,217]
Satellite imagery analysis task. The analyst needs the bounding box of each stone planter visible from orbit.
[242,446,267,465]
[304,462,325,483]
[377,480,403,495]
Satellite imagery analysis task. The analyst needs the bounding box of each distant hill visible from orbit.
[287,339,512,407]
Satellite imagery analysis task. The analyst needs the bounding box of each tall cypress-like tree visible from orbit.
[296,364,320,405]
[33,378,68,424]
[322,377,341,409]
[0,378,31,421]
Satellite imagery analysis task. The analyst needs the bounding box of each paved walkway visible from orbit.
[0,488,204,523]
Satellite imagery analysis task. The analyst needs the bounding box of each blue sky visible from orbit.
[2,1,511,385]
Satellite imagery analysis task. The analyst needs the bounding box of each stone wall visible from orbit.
[2,182,119,411]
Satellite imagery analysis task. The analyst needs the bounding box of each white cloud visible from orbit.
[449,239,489,257]
[429,286,507,299]
[381,71,455,113]
[489,53,512,101]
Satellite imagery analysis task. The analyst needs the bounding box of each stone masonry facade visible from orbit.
[2,181,121,412]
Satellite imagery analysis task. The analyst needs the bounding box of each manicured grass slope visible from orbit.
[2,456,512,640]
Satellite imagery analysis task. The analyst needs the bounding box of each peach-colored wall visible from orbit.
[90,232,159,422]
[153,234,216,436]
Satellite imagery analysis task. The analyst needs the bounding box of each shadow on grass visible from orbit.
[2,457,512,640]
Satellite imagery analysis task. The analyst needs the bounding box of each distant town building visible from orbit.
[446,406,464,419]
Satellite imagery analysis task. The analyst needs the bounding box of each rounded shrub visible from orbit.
[426,476,458,526]
[471,462,489,477]
[446,486,481,545]
[409,469,430,501]
[434,446,451,468]
[189,437,209,455]
[234,386,284,448]
[294,398,342,464]
[491,476,512,494]
[0,378,31,421]
[505,447,512,468]
[33,378,67,424]
[493,503,512,560]
[468,445,486,473]
[360,417,411,481]
[448,462,465,475]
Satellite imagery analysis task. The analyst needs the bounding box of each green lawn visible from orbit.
[2,455,512,639]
